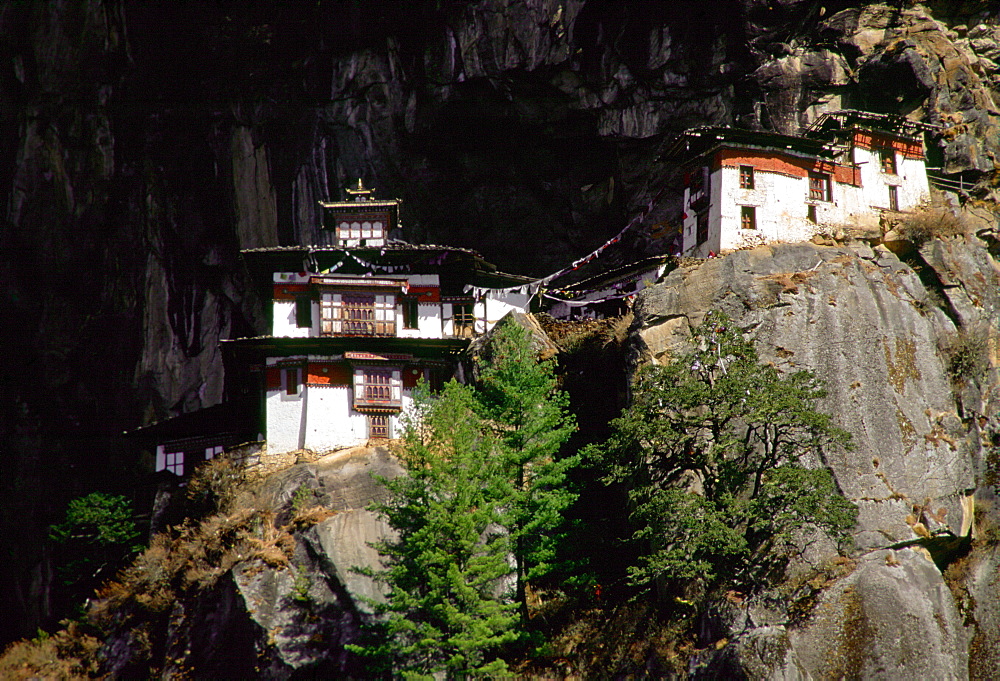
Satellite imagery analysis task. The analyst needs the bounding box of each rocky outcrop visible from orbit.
[632,234,1000,678]
[2,0,999,647]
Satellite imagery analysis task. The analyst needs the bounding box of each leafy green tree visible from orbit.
[598,311,856,594]
[355,381,518,678]
[472,320,578,616]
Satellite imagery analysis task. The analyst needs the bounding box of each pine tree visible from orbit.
[357,381,518,678]
[354,320,578,675]
[472,321,578,617]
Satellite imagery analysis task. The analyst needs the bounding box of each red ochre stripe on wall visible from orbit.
[716,149,861,186]
[407,286,440,302]
[272,283,312,300]
[266,363,352,389]
[852,131,924,159]
[307,362,351,386]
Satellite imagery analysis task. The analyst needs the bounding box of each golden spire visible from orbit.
[346,178,374,200]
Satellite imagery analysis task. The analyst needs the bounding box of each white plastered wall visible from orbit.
[265,363,306,453]
[853,146,929,212]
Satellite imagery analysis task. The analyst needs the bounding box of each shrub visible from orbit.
[941,325,990,382]
[895,205,969,245]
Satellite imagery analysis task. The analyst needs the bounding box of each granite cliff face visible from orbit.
[632,230,1000,678]
[0,0,998,653]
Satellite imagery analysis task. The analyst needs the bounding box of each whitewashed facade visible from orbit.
[675,112,933,257]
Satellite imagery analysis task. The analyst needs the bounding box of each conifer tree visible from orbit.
[358,381,518,678]
[472,321,578,617]
[355,320,578,676]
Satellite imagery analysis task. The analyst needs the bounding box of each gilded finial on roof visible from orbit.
[346,178,374,200]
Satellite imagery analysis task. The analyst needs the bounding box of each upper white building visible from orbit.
[668,110,935,257]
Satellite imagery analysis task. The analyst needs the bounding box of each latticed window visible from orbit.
[739,165,754,189]
[809,173,831,201]
[320,293,396,336]
[165,451,184,476]
[354,368,402,409]
[368,414,390,439]
[336,218,386,244]
[741,206,756,230]
[453,304,475,337]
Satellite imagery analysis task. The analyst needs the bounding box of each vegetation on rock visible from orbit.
[594,311,857,597]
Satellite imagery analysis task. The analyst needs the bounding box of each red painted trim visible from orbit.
[273,283,312,301]
[407,286,440,302]
[307,362,351,386]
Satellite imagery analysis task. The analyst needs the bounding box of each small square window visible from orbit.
[879,147,897,174]
[809,173,831,202]
[739,165,755,190]
[741,206,756,230]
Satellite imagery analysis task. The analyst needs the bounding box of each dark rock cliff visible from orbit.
[0,0,997,648]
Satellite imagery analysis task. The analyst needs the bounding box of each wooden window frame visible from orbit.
[354,368,402,410]
[402,298,419,330]
[368,414,391,439]
[320,292,396,336]
[809,172,831,202]
[888,185,899,211]
[807,204,817,223]
[879,147,897,174]
[739,165,754,190]
[453,303,475,337]
[164,450,184,476]
[740,205,756,230]
[696,212,709,246]
[284,367,301,396]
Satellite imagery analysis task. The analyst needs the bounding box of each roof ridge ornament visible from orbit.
[346,178,375,201]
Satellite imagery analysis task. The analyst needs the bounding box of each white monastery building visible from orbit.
[668,110,935,257]
[139,181,532,475]
[224,182,532,457]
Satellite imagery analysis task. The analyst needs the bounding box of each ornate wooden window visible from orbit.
[335,211,389,245]
[367,414,390,439]
[809,172,831,201]
[740,206,756,230]
[879,147,897,174]
[354,368,402,409]
[739,165,754,189]
[320,293,396,336]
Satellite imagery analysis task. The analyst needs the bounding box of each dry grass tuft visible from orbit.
[288,505,337,531]
[0,623,101,680]
[894,205,970,245]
